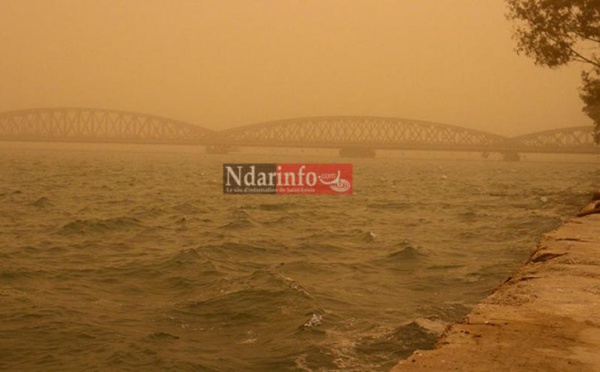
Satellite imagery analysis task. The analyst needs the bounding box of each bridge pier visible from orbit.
[501,152,521,162]
[339,147,376,158]
[205,145,234,154]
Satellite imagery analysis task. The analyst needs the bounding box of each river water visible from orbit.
[0,142,597,371]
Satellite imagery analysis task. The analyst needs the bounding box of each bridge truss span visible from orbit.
[217,116,512,151]
[0,108,213,144]
[511,126,598,153]
[0,109,597,155]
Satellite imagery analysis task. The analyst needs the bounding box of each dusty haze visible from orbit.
[0,0,590,135]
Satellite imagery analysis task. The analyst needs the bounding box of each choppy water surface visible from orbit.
[0,143,597,371]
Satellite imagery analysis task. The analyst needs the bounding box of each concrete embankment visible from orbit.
[393,214,600,372]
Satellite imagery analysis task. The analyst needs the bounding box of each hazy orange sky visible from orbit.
[0,0,591,136]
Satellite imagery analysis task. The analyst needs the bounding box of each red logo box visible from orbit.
[275,163,352,195]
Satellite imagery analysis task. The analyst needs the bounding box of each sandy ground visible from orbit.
[392,214,600,372]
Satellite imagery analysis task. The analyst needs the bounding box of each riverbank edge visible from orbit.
[392,214,600,371]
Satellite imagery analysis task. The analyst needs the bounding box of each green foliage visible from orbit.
[506,0,600,142]
[581,67,600,141]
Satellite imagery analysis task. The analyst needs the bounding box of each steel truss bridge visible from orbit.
[0,108,213,144]
[0,108,597,156]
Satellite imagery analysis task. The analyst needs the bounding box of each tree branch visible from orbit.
[568,46,600,68]
[570,31,600,45]
[546,32,600,68]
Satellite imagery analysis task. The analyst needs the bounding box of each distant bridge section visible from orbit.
[511,126,598,154]
[0,108,212,144]
[216,116,512,152]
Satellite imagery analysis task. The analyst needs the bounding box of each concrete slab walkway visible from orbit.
[393,214,600,372]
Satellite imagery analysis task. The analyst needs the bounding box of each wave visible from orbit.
[262,214,298,227]
[355,321,439,363]
[220,208,260,229]
[366,201,412,210]
[297,228,379,242]
[290,316,444,371]
[29,197,53,208]
[170,202,208,214]
[386,246,426,260]
[58,217,144,235]
[219,219,260,230]
[129,206,165,218]
[256,202,298,211]
[1,268,50,281]
[169,269,322,330]
[416,302,471,323]
[90,248,224,293]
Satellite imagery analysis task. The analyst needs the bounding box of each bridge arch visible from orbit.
[0,107,213,144]
[217,116,511,151]
[511,126,598,153]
